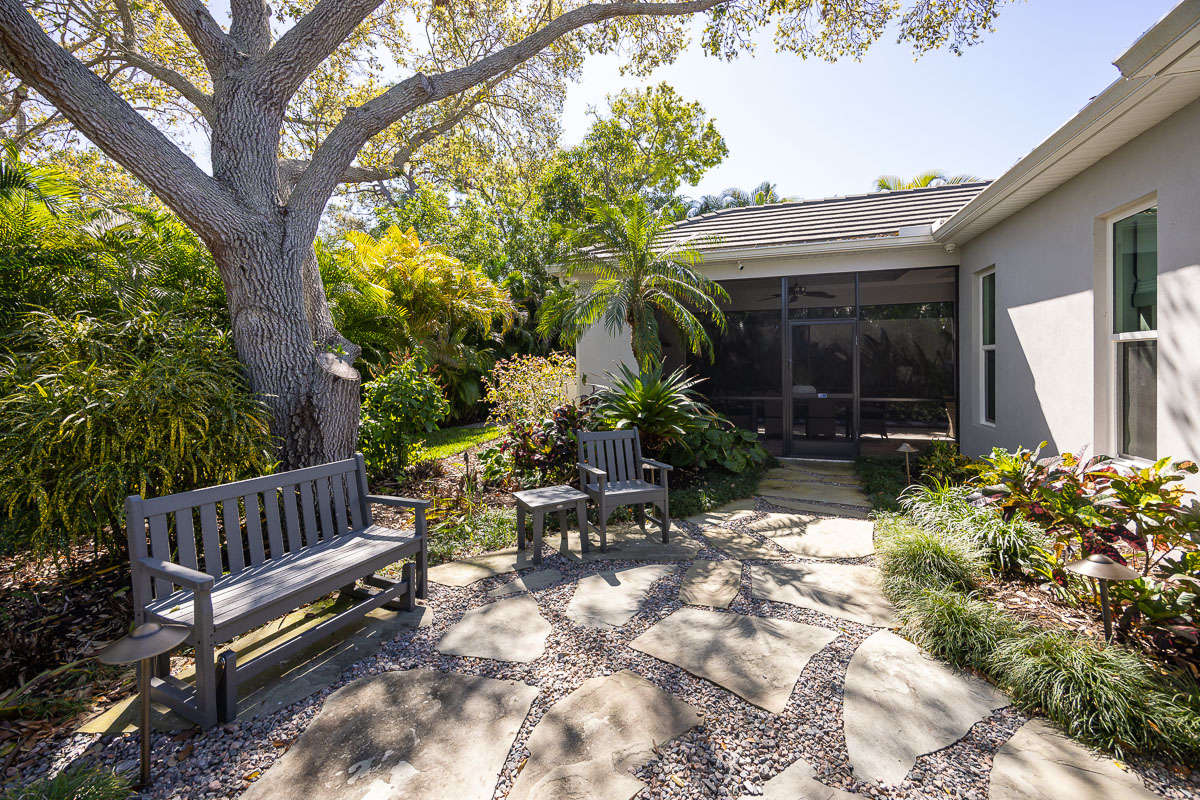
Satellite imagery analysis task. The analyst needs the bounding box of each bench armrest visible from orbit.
[641,458,674,472]
[137,557,214,591]
[366,495,431,510]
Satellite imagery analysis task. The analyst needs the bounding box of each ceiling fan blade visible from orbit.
[808,291,836,299]
[758,293,783,300]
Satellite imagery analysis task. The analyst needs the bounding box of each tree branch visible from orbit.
[158,0,238,76]
[255,0,384,107]
[0,0,244,236]
[230,0,272,58]
[111,47,215,121]
[288,0,731,233]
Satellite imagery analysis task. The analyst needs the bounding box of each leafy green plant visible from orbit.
[853,457,908,512]
[479,402,596,488]
[898,586,1023,672]
[592,364,713,453]
[917,440,976,486]
[0,309,274,560]
[359,356,449,478]
[0,764,131,799]
[875,513,987,601]
[665,415,768,474]
[669,461,769,519]
[482,352,576,427]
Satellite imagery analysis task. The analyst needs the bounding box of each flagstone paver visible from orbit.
[738,757,860,800]
[778,459,857,477]
[843,631,1010,785]
[566,564,677,629]
[427,546,538,587]
[241,669,538,800]
[742,511,817,537]
[685,499,757,528]
[487,568,564,597]
[631,607,838,713]
[507,670,702,800]
[555,523,701,563]
[678,559,742,608]
[765,466,860,487]
[763,497,873,519]
[700,527,788,560]
[758,478,872,509]
[989,719,1160,800]
[772,517,875,559]
[435,595,551,662]
[751,562,897,627]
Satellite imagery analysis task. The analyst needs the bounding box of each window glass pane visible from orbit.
[981,272,995,346]
[985,349,996,423]
[1113,208,1157,333]
[691,278,781,398]
[1121,340,1157,460]
[859,268,956,400]
[787,274,855,319]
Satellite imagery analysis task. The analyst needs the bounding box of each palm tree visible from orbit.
[539,194,729,370]
[685,180,795,218]
[874,170,980,191]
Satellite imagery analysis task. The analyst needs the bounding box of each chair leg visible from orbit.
[660,495,670,543]
[597,505,608,552]
[216,649,237,724]
[636,503,646,533]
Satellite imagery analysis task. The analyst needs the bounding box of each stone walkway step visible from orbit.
[436,595,550,663]
[507,670,702,800]
[566,564,677,629]
[685,499,757,528]
[739,757,858,800]
[989,719,1160,800]
[762,497,872,519]
[757,478,872,510]
[428,546,538,587]
[242,669,538,800]
[751,562,897,628]
[632,607,838,714]
[556,523,701,563]
[843,630,1009,785]
[700,527,788,560]
[678,559,742,608]
[488,568,563,597]
[771,518,875,559]
[778,459,857,477]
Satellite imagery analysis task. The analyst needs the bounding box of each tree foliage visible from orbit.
[874,170,981,190]
[684,179,795,217]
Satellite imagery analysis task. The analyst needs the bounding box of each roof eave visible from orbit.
[699,231,942,263]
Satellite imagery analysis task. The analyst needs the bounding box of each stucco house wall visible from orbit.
[956,96,1200,465]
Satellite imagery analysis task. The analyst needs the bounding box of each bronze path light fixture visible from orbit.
[96,622,190,787]
[1063,553,1139,642]
[896,443,918,484]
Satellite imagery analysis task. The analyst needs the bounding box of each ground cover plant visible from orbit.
[419,425,504,462]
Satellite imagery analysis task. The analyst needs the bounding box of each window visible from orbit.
[980,269,996,424]
[1112,207,1157,460]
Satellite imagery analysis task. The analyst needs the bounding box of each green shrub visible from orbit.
[0,310,274,559]
[853,457,908,512]
[874,513,986,601]
[917,440,976,486]
[360,356,449,478]
[479,401,596,489]
[664,415,768,474]
[1,764,131,800]
[990,628,1200,761]
[670,462,769,519]
[592,364,714,455]
[482,352,576,427]
[899,586,1024,672]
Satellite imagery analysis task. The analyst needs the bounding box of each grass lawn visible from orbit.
[420,424,504,461]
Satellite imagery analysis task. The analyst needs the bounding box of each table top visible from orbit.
[513,485,588,506]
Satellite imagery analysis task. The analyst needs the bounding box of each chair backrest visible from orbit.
[577,428,643,487]
[126,455,372,602]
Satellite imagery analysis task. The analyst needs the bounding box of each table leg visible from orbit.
[557,509,569,544]
[576,501,590,553]
[532,509,544,565]
[516,503,526,551]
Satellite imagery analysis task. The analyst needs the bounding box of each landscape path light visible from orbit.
[1063,553,1139,642]
[96,622,191,787]
[896,443,918,484]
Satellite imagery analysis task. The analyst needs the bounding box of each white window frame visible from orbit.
[978,267,996,427]
[1105,199,1157,462]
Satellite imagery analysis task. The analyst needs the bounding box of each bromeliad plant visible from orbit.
[592,364,714,454]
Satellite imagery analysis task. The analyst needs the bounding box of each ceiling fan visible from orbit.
[760,284,836,302]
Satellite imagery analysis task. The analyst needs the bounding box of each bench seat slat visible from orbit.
[144,525,420,638]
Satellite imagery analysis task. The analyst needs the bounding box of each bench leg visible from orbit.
[401,562,416,611]
[417,537,428,600]
[155,651,171,679]
[576,501,590,553]
[193,638,218,728]
[216,649,237,724]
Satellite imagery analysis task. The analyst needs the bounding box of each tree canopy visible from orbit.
[874,170,982,190]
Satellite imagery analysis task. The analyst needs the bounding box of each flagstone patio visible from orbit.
[63,460,1182,800]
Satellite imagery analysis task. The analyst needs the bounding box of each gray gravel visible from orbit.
[19,496,1200,800]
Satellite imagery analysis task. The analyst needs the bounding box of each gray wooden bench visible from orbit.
[125,453,427,727]
[576,428,672,548]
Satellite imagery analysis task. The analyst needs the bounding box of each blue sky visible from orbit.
[558,0,1181,200]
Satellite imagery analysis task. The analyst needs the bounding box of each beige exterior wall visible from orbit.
[957,96,1200,469]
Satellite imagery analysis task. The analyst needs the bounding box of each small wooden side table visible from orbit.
[513,485,590,564]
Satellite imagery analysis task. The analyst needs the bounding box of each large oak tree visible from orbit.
[0,0,1005,468]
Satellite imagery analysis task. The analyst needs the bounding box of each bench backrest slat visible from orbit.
[128,457,370,603]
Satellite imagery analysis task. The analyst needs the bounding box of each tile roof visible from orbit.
[666,182,990,253]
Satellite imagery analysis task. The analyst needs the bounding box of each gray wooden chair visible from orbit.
[576,428,672,549]
[125,453,426,727]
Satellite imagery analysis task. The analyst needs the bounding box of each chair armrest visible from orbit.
[367,495,431,510]
[641,458,674,472]
[137,557,214,591]
[578,464,607,479]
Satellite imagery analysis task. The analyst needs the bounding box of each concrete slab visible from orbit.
[436,595,551,663]
[763,497,872,520]
[989,719,1160,800]
[739,757,859,800]
[844,631,1009,785]
[772,518,875,559]
[554,523,701,564]
[241,669,538,800]
[758,479,871,509]
[765,467,858,487]
[487,568,564,597]
[685,499,757,528]
[507,669,702,800]
[427,546,539,587]
[679,559,742,608]
[778,459,856,477]
[631,608,838,713]
[751,562,897,628]
[701,527,788,560]
[742,512,818,538]
[566,564,677,629]
[79,601,430,733]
